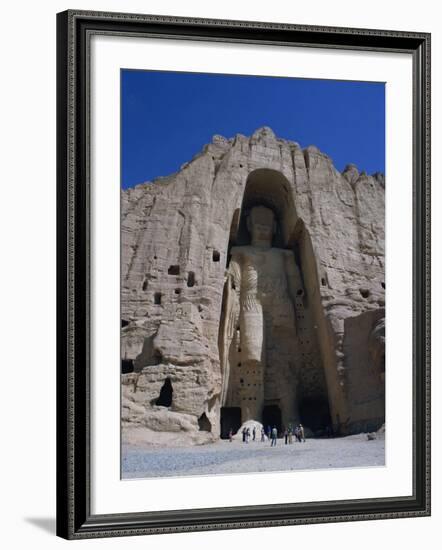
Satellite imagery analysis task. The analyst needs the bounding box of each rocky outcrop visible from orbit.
[121,127,385,445]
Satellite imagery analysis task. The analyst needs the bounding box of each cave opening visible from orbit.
[220,407,242,439]
[187,271,195,287]
[262,404,282,435]
[298,396,331,435]
[121,359,134,374]
[156,378,173,407]
[198,412,212,432]
[168,265,180,275]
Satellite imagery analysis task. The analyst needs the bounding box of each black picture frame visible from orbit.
[56,9,431,540]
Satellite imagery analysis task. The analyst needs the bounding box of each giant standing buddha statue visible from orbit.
[220,205,303,432]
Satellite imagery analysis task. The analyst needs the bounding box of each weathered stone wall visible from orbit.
[343,309,385,433]
[121,127,385,445]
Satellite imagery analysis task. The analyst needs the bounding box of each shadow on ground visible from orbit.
[25,517,56,535]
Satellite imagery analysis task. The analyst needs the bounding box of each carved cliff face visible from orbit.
[121,127,385,445]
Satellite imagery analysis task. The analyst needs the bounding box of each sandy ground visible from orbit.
[122,433,385,479]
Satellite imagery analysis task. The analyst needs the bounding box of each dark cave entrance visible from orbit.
[121,359,134,374]
[220,407,242,439]
[198,412,212,432]
[156,378,173,407]
[298,396,331,435]
[262,404,282,435]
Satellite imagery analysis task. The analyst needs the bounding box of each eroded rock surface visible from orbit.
[121,127,385,445]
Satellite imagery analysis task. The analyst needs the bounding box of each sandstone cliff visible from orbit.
[121,127,385,445]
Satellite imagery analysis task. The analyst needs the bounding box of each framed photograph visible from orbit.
[56,10,431,539]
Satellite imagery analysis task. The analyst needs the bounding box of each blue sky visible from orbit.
[121,70,385,190]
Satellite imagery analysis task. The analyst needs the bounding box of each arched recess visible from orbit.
[218,168,332,436]
[229,168,299,247]
[220,169,297,407]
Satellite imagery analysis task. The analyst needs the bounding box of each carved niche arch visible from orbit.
[229,168,299,248]
[218,168,333,437]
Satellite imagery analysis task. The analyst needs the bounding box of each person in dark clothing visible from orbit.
[271,426,278,447]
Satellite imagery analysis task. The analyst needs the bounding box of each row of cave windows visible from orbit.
[153,251,221,269]
[144,271,383,305]
[234,371,323,388]
[145,261,384,295]
[320,277,385,292]
[236,367,259,377]
[143,285,384,307]
[143,252,221,290]
[143,270,195,292]
[240,380,261,387]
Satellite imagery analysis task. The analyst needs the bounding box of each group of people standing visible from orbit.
[268,424,306,446]
[229,424,306,445]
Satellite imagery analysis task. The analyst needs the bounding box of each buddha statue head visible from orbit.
[247,206,276,248]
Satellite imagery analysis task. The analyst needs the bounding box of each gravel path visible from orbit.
[122,434,385,479]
